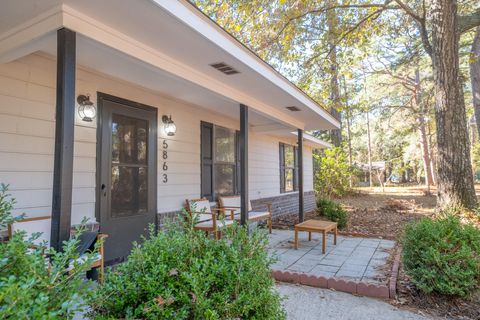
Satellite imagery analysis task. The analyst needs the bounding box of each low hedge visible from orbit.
[90,214,285,320]
[0,184,96,319]
[316,198,348,229]
[402,215,480,297]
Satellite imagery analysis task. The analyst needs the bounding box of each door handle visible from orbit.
[101,184,106,197]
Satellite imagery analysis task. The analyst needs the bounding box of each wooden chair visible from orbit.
[218,196,273,233]
[185,198,236,239]
[7,216,108,282]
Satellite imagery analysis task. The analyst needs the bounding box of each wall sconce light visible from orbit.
[162,115,177,136]
[77,94,96,122]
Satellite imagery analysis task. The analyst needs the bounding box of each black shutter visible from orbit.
[294,146,299,191]
[201,122,214,200]
[279,143,285,193]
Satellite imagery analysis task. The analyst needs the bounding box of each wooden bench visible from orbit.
[218,195,272,233]
[294,220,337,254]
[8,216,108,282]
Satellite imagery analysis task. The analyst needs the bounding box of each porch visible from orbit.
[0,0,339,263]
[268,230,396,286]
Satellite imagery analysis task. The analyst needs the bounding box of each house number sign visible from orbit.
[162,139,168,183]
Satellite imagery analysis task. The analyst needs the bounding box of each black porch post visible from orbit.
[51,28,76,252]
[240,104,249,226]
[298,129,304,222]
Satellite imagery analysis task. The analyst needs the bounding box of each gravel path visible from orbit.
[277,283,429,320]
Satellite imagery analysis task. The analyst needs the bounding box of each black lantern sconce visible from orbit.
[162,115,177,136]
[77,94,96,122]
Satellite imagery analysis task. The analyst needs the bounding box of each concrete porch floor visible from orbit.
[268,229,396,283]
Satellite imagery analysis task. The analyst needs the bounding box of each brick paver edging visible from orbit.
[272,269,390,299]
[388,245,402,299]
[272,246,403,300]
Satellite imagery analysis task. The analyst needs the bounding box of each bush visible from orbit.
[402,215,480,297]
[0,184,97,319]
[314,147,355,198]
[90,213,285,320]
[316,198,348,229]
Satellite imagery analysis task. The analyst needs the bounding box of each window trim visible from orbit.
[280,142,298,193]
[201,121,240,201]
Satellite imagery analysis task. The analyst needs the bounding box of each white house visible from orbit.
[0,0,339,262]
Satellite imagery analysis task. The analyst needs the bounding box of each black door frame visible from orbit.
[95,92,158,237]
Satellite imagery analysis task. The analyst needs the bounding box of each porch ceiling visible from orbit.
[0,0,340,133]
[26,33,292,130]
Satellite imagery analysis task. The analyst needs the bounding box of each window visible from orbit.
[280,143,298,193]
[201,122,239,200]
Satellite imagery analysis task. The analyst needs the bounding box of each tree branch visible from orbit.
[393,0,423,22]
[305,8,386,65]
[458,8,480,34]
[417,19,432,57]
[393,0,432,56]
[258,1,398,50]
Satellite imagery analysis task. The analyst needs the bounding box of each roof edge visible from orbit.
[152,0,340,129]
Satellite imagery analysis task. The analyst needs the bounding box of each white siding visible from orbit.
[304,146,314,192]
[0,53,315,224]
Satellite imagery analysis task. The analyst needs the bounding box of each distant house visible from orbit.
[0,0,339,262]
[354,161,386,186]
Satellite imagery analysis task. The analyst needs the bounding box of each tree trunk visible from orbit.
[428,123,438,185]
[366,110,373,187]
[471,27,480,139]
[430,0,477,209]
[414,69,434,191]
[419,121,433,187]
[400,161,407,183]
[342,76,353,186]
[327,0,342,146]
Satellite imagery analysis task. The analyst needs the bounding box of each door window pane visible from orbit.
[215,164,235,195]
[111,166,148,217]
[214,126,235,163]
[112,114,148,165]
[110,113,149,218]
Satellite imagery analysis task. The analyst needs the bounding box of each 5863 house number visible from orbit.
[162,139,168,183]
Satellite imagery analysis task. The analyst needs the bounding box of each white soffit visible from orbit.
[152,0,339,129]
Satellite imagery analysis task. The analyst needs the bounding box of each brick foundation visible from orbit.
[3,191,316,238]
[156,191,316,229]
[157,210,182,229]
[252,191,316,219]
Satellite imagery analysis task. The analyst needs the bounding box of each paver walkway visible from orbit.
[277,283,428,320]
[269,229,395,283]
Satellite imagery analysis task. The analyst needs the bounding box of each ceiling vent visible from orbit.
[286,106,301,112]
[210,62,240,75]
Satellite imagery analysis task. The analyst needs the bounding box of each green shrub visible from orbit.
[314,147,355,198]
[316,198,348,229]
[0,184,97,319]
[402,215,480,297]
[90,213,285,320]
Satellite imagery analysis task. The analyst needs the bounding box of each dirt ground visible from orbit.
[273,185,437,240]
[338,186,436,239]
[272,185,480,320]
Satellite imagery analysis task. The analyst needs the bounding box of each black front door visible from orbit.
[97,93,157,263]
